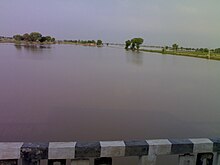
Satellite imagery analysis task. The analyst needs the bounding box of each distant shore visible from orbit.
[0,40,103,47]
[57,41,97,47]
[139,49,220,61]
[0,40,219,61]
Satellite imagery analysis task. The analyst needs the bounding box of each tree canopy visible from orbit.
[172,43,178,51]
[125,38,144,50]
[125,40,131,49]
[97,40,103,46]
[13,32,55,43]
[214,48,220,53]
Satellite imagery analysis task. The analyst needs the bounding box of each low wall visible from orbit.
[0,138,220,165]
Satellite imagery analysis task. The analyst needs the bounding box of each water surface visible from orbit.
[0,43,219,142]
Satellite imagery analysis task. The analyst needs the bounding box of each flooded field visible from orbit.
[0,43,219,143]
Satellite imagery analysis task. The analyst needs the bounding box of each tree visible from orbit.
[199,48,204,52]
[125,40,131,49]
[131,38,144,50]
[172,43,178,52]
[203,48,209,53]
[51,38,55,42]
[131,42,136,50]
[215,48,220,53]
[97,40,103,46]
[23,33,31,41]
[45,36,52,42]
[29,32,42,42]
[39,37,47,42]
[13,32,55,43]
[13,34,23,41]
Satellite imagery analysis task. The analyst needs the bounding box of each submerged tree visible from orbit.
[125,40,131,49]
[131,38,144,50]
[125,38,144,50]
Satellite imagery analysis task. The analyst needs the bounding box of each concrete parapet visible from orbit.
[0,138,218,164]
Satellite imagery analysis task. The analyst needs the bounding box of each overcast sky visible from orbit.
[0,0,220,48]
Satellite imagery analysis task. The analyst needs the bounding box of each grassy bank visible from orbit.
[140,49,220,61]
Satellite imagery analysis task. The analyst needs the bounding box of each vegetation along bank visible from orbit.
[125,38,220,61]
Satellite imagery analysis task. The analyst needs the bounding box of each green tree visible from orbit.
[29,32,42,42]
[13,34,23,41]
[172,43,178,52]
[23,33,31,41]
[39,37,47,42]
[125,40,131,49]
[162,47,166,53]
[45,36,52,42]
[51,38,55,42]
[203,48,209,53]
[97,40,103,46]
[215,48,220,53]
[131,42,136,50]
[131,38,144,50]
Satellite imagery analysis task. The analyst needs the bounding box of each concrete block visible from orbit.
[169,139,193,154]
[21,142,49,165]
[49,142,76,159]
[100,141,125,157]
[189,138,213,153]
[75,142,101,158]
[147,139,171,155]
[210,138,220,152]
[124,140,148,156]
[0,143,23,160]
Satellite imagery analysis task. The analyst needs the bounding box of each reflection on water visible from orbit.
[125,50,144,65]
[14,44,22,50]
[15,44,51,52]
[14,44,52,60]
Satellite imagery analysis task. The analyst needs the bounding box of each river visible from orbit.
[0,43,219,164]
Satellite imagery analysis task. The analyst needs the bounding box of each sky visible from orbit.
[0,0,220,48]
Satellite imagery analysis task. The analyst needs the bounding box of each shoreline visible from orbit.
[1,42,220,61]
[139,49,220,61]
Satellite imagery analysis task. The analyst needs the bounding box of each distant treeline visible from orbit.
[63,40,96,44]
[0,36,14,43]
[165,44,220,54]
[59,39,103,46]
[13,32,55,43]
[214,48,220,53]
[0,36,13,40]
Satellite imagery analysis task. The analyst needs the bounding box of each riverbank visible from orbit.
[140,49,220,61]
[58,41,97,47]
[57,40,103,47]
